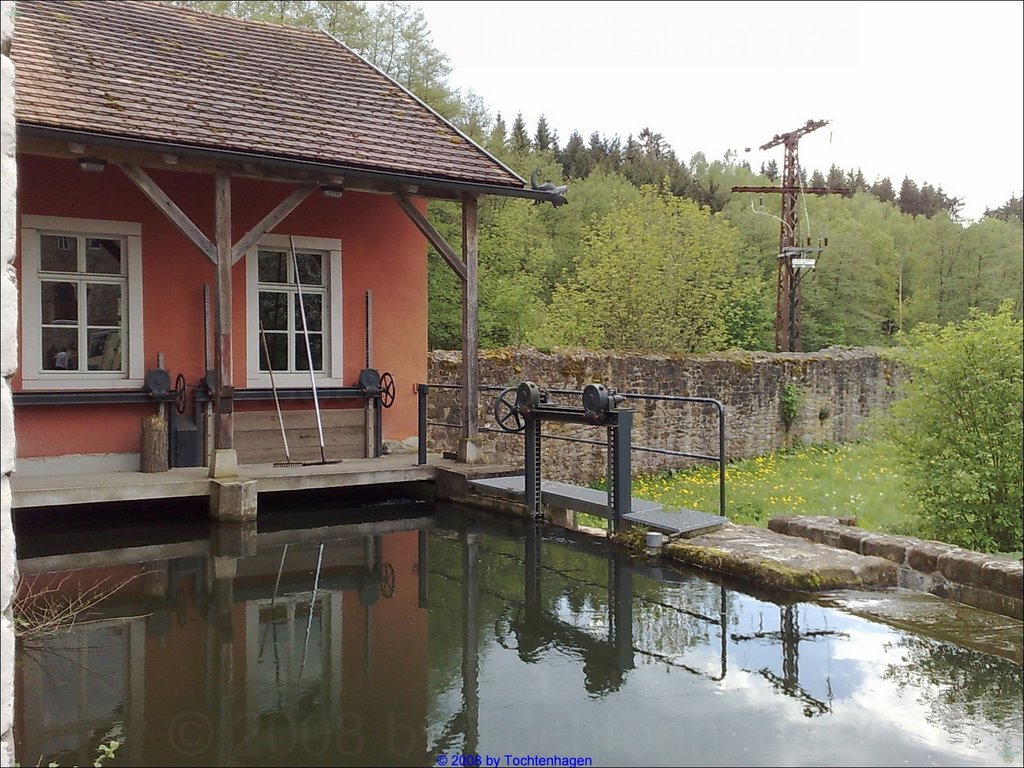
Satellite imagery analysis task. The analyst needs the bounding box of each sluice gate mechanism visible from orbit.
[472,381,728,537]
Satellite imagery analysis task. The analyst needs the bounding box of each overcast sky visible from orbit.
[411,0,1023,221]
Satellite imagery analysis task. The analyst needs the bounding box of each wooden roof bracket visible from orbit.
[118,161,217,263]
[393,193,467,283]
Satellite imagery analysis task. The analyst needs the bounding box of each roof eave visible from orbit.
[17,123,562,204]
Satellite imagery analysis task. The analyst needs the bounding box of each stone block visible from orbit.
[861,534,908,564]
[767,516,797,534]
[838,527,871,553]
[936,549,997,591]
[906,541,957,574]
[208,448,238,479]
[209,478,257,521]
[978,558,1024,598]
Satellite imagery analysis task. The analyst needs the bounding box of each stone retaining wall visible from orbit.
[769,516,1024,620]
[426,347,900,485]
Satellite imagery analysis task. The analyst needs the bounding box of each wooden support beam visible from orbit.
[462,195,479,439]
[231,184,316,264]
[118,162,217,263]
[213,171,234,452]
[394,194,467,283]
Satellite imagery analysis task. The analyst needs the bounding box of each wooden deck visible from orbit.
[9,453,437,510]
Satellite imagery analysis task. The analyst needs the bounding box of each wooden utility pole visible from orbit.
[732,119,848,352]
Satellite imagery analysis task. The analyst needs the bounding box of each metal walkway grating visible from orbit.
[468,475,725,537]
[623,507,728,538]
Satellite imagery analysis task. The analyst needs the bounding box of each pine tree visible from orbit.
[486,112,507,155]
[871,176,896,204]
[509,112,531,154]
[534,115,553,152]
[899,176,921,216]
[560,131,591,179]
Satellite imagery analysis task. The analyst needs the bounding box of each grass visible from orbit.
[581,440,916,535]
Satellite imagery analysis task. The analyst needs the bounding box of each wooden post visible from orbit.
[140,412,169,472]
[461,195,479,441]
[210,171,236,475]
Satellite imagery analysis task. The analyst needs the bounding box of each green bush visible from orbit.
[780,382,802,431]
[884,304,1023,552]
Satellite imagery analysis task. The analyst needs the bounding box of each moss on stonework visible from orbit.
[611,524,650,557]
[665,542,828,592]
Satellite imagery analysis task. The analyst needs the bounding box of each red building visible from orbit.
[9,1,560,502]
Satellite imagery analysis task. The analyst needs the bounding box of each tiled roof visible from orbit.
[11,0,525,190]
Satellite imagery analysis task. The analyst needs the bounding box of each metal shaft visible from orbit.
[290,235,326,462]
[260,321,293,463]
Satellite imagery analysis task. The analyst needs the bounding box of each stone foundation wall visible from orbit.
[1,10,18,766]
[769,516,1024,620]
[426,347,900,485]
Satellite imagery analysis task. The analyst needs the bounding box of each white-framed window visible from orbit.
[20,216,144,390]
[245,234,343,387]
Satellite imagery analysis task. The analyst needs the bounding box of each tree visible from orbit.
[826,164,846,191]
[898,176,921,216]
[509,112,531,155]
[871,176,896,204]
[560,130,591,180]
[762,159,779,182]
[486,112,507,157]
[884,304,1023,552]
[984,194,1023,224]
[538,187,742,352]
[534,115,554,152]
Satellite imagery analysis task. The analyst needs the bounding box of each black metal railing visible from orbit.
[416,382,727,517]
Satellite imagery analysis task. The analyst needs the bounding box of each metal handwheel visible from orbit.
[379,372,396,408]
[494,387,526,433]
[174,372,188,414]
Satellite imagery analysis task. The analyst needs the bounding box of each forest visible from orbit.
[173,1,1024,353]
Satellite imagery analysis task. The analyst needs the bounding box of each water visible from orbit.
[12,501,1024,767]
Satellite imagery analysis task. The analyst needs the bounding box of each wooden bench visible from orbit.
[233,408,369,464]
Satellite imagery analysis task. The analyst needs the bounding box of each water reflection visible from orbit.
[13,505,1023,767]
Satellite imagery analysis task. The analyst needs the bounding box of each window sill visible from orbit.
[19,377,144,391]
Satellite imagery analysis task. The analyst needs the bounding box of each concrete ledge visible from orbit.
[769,515,1024,620]
[665,524,898,592]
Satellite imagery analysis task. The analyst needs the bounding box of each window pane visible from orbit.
[85,239,122,275]
[294,293,322,332]
[42,327,78,370]
[260,332,288,371]
[41,281,78,323]
[40,235,77,272]
[258,251,288,284]
[296,252,322,287]
[87,329,122,371]
[86,283,121,326]
[295,333,322,371]
[259,292,288,332]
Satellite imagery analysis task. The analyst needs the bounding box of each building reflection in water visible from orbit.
[15,507,433,766]
[16,506,1002,766]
